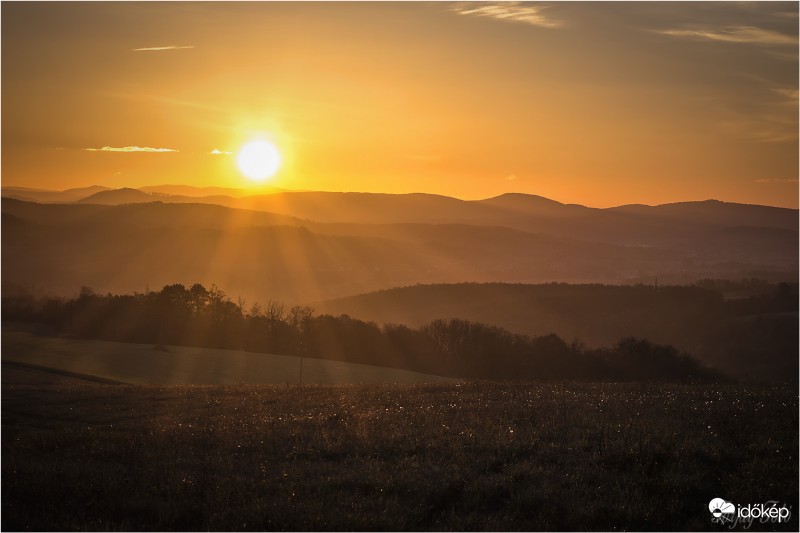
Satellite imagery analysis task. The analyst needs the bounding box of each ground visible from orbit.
[2,364,797,531]
[1,329,452,385]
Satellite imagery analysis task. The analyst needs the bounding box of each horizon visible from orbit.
[3,181,799,210]
[2,2,798,209]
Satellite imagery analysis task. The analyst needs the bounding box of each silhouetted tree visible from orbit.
[3,283,733,382]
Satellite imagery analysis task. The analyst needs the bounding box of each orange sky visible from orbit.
[2,2,798,208]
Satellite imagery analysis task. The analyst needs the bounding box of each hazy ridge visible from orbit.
[2,188,796,303]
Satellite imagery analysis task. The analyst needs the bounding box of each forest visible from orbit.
[2,283,721,382]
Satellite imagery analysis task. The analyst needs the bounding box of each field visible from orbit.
[1,328,451,385]
[2,366,797,531]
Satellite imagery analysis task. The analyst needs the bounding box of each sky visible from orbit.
[2,1,798,208]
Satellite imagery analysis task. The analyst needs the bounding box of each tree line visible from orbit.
[3,283,721,381]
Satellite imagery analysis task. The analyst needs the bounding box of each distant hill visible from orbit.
[231,192,798,260]
[6,185,796,255]
[314,282,798,382]
[2,184,276,204]
[2,198,305,230]
[226,190,796,228]
[77,187,157,204]
[138,184,241,197]
[50,189,797,269]
[3,197,796,304]
[315,282,726,346]
[3,198,677,303]
[2,185,111,203]
[475,192,591,218]
[138,184,283,197]
[610,200,797,231]
[237,191,482,224]
[76,188,247,209]
[4,190,797,382]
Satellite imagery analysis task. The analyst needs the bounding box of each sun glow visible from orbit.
[237,140,281,182]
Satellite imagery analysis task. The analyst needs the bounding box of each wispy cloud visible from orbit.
[210,149,232,155]
[719,113,798,143]
[767,49,799,62]
[84,146,178,153]
[772,87,799,101]
[133,45,195,52]
[754,178,799,183]
[773,10,799,20]
[452,2,562,28]
[657,26,797,46]
[716,78,800,143]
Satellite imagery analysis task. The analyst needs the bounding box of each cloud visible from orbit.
[210,149,232,155]
[505,174,518,181]
[767,49,799,62]
[754,178,799,183]
[772,87,799,101]
[773,10,799,19]
[133,45,195,52]
[656,26,797,46]
[84,146,178,153]
[720,115,798,143]
[452,2,562,28]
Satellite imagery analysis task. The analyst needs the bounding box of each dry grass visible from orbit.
[2,371,797,531]
[2,330,452,385]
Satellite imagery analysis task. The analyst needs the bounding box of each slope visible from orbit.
[314,282,798,382]
[1,329,451,385]
[3,199,691,303]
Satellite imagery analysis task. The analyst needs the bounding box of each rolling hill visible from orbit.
[3,194,796,303]
[314,282,728,345]
[3,199,678,303]
[313,282,798,382]
[6,184,796,232]
[1,328,451,385]
[2,185,112,203]
[138,184,271,197]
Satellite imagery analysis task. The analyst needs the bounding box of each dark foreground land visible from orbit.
[2,366,797,531]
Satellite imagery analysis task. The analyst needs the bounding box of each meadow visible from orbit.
[1,328,451,385]
[3,366,797,531]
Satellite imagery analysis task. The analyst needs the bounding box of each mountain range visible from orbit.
[2,185,797,303]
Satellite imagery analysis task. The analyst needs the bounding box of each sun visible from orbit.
[237,140,281,182]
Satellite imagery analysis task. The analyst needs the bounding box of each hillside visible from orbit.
[2,185,111,203]
[1,329,451,385]
[0,198,697,303]
[138,184,266,197]
[4,195,797,303]
[315,282,799,382]
[5,184,796,233]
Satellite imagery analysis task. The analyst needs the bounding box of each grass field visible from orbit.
[1,328,452,385]
[2,366,797,531]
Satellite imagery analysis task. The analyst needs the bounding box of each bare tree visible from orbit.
[265,300,286,322]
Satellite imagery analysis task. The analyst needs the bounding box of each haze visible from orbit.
[3,1,798,208]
